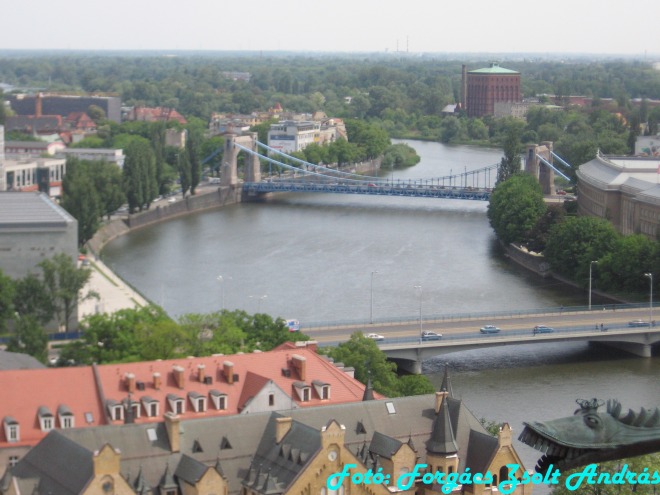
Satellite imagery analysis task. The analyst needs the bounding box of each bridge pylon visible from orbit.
[525,141,555,195]
[221,133,261,187]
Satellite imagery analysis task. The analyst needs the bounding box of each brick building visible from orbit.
[462,63,521,118]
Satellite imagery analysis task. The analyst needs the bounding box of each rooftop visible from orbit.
[0,192,76,228]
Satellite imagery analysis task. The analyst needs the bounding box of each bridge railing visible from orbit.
[301,302,651,331]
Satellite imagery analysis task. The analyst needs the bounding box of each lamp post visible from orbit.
[414,285,423,335]
[370,271,379,324]
[217,275,232,311]
[644,272,653,324]
[250,294,267,313]
[588,261,598,310]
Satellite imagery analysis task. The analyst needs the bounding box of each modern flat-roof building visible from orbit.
[0,192,77,280]
[576,152,660,238]
[268,121,321,153]
[7,93,121,123]
[462,63,521,118]
[56,148,125,168]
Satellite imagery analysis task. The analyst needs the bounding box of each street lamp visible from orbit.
[217,275,232,311]
[250,294,268,313]
[370,271,379,324]
[414,285,423,335]
[644,272,653,324]
[588,261,598,310]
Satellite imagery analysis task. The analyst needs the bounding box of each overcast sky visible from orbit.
[1,0,659,57]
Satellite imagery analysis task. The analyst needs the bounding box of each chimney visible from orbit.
[125,373,136,393]
[291,354,306,381]
[153,372,161,390]
[35,93,43,118]
[172,365,185,389]
[164,412,181,453]
[198,364,206,383]
[434,390,448,414]
[498,423,512,447]
[223,361,234,384]
[275,417,292,443]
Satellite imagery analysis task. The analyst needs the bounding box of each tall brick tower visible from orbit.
[463,63,521,118]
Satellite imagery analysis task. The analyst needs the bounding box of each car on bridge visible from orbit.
[628,319,652,327]
[480,325,501,334]
[421,330,442,341]
[533,325,554,335]
[367,333,385,341]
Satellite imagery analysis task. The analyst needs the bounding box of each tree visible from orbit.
[0,269,15,333]
[123,137,157,213]
[497,124,523,184]
[60,167,101,246]
[381,143,421,169]
[487,174,547,245]
[6,315,48,363]
[39,253,95,332]
[327,332,400,397]
[13,273,55,325]
[544,217,619,285]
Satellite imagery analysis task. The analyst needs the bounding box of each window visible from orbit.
[7,424,19,442]
[269,394,275,406]
[8,456,19,468]
[188,392,207,413]
[41,417,54,432]
[38,407,55,432]
[167,394,185,415]
[209,391,227,410]
[108,404,123,422]
[141,397,159,418]
[61,415,74,428]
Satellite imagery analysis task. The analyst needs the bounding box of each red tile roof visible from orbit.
[0,344,375,450]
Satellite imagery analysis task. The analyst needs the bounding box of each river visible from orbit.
[102,140,659,483]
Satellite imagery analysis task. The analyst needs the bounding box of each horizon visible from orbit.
[1,0,659,57]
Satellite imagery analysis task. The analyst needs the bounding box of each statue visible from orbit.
[519,398,660,473]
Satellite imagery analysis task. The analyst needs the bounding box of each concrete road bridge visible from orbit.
[302,305,660,374]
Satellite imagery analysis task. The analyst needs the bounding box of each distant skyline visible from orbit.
[1,0,659,57]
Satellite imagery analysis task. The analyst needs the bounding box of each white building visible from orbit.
[267,121,320,153]
[56,148,125,168]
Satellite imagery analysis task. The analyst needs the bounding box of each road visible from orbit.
[302,306,656,345]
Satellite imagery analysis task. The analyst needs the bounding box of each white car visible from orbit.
[367,333,385,341]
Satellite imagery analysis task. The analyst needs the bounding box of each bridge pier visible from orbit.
[222,133,261,187]
[221,135,238,187]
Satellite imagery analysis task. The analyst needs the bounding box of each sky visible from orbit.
[1,0,659,57]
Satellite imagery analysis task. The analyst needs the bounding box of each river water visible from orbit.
[102,140,659,481]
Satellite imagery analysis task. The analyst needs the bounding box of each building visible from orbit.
[576,152,660,238]
[0,192,77,280]
[7,93,121,123]
[267,121,321,153]
[3,141,66,159]
[0,389,531,495]
[462,64,521,118]
[0,343,375,471]
[635,135,660,157]
[124,107,187,125]
[56,148,126,168]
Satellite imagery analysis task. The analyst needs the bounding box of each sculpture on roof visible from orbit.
[519,398,660,473]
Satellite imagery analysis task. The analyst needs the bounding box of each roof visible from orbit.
[0,192,76,229]
[0,350,46,371]
[468,63,519,75]
[0,344,374,450]
[13,393,505,494]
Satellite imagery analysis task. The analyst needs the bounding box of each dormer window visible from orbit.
[58,405,75,429]
[312,380,330,400]
[293,382,311,402]
[209,390,228,410]
[3,417,19,443]
[141,397,160,418]
[37,406,54,432]
[166,394,185,415]
[123,398,141,419]
[188,392,207,413]
[106,400,124,421]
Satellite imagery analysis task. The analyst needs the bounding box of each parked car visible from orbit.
[628,320,651,327]
[480,325,501,334]
[533,325,554,335]
[367,333,385,341]
[421,330,442,341]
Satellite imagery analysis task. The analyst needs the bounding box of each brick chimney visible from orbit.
[164,412,181,453]
[172,365,185,389]
[198,364,206,382]
[291,354,306,381]
[125,373,136,393]
[153,372,161,390]
[223,361,234,384]
[275,417,292,443]
[35,93,43,118]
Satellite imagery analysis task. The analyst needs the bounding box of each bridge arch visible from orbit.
[221,133,261,186]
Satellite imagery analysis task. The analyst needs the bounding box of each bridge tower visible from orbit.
[221,133,262,187]
[525,141,555,196]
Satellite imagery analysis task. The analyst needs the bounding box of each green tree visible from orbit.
[497,124,524,184]
[13,273,55,325]
[327,332,400,397]
[6,315,48,363]
[544,217,619,285]
[61,167,101,246]
[0,269,15,333]
[123,137,157,213]
[39,253,95,332]
[596,234,657,293]
[487,174,547,245]
[381,143,421,170]
[397,375,436,396]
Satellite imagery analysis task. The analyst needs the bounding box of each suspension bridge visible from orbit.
[216,133,571,201]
